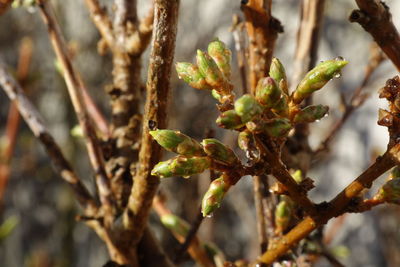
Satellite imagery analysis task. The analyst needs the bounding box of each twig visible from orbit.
[37,0,114,224]
[350,0,400,71]
[241,0,283,94]
[83,0,115,49]
[253,174,268,253]
[153,195,214,267]
[255,144,400,264]
[291,0,326,91]
[123,0,179,245]
[174,208,205,263]
[231,14,248,94]
[0,58,98,215]
[313,44,385,156]
[0,38,32,207]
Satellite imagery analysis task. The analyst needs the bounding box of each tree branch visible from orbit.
[37,0,114,224]
[0,58,98,215]
[350,0,400,71]
[123,0,179,244]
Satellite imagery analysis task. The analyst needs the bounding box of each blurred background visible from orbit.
[1,0,400,266]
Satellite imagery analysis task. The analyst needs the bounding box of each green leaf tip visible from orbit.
[151,156,211,178]
[201,138,238,165]
[202,175,230,217]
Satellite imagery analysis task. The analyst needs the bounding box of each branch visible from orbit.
[123,0,179,244]
[255,144,400,264]
[241,0,283,93]
[0,58,98,215]
[291,0,326,91]
[350,0,400,71]
[83,0,115,49]
[37,0,114,224]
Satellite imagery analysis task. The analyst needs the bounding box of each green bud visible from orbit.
[211,89,222,101]
[176,62,211,90]
[255,77,281,108]
[150,129,204,157]
[160,214,189,237]
[275,196,293,233]
[196,50,226,88]
[201,138,238,165]
[292,170,303,184]
[247,118,292,138]
[202,175,231,217]
[238,130,255,151]
[293,105,329,123]
[70,125,83,138]
[272,95,289,116]
[208,38,232,78]
[293,59,348,104]
[269,58,288,95]
[377,178,400,204]
[151,156,211,178]
[216,110,244,129]
[234,94,264,123]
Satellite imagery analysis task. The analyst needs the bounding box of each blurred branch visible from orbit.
[123,0,179,244]
[0,0,12,16]
[313,44,385,157]
[291,0,326,91]
[231,14,248,94]
[37,0,115,225]
[350,0,400,71]
[0,38,32,208]
[0,58,98,215]
[83,0,115,49]
[255,144,400,264]
[153,194,215,267]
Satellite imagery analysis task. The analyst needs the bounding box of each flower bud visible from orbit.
[269,58,288,95]
[202,175,231,217]
[201,138,238,165]
[293,105,329,123]
[196,50,226,88]
[255,77,281,108]
[151,156,211,178]
[234,94,264,123]
[161,214,190,237]
[272,94,289,117]
[208,39,232,78]
[275,196,293,234]
[176,62,211,90]
[292,59,348,104]
[216,110,244,129]
[150,129,205,157]
[376,178,400,204]
[247,118,292,138]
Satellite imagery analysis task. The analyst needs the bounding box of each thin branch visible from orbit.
[291,0,326,91]
[253,174,269,253]
[83,0,115,49]
[0,58,98,215]
[241,0,283,93]
[350,0,400,71]
[255,144,400,264]
[153,195,214,267]
[231,14,248,94]
[0,38,32,207]
[37,0,114,224]
[123,0,179,244]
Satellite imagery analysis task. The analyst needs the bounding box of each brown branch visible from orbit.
[153,195,214,267]
[83,0,115,49]
[0,38,32,207]
[123,0,179,244]
[291,0,326,91]
[253,174,269,253]
[350,0,400,71]
[0,58,98,215]
[231,14,248,95]
[313,44,385,156]
[255,145,400,264]
[0,0,12,16]
[37,0,114,224]
[241,0,283,94]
